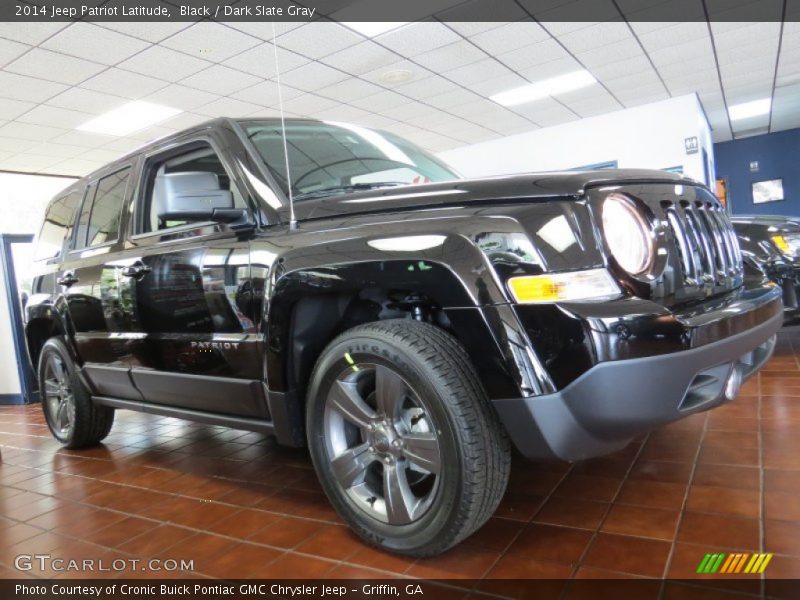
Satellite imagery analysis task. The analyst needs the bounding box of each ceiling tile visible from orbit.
[16,105,91,129]
[517,56,584,82]
[0,37,31,65]
[41,23,149,66]
[348,90,409,112]
[52,129,115,148]
[0,22,68,45]
[224,22,304,41]
[0,121,69,142]
[160,22,261,62]
[6,49,106,85]
[470,21,551,55]
[445,22,507,37]
[159,112,211,131]
[276,23,362,59]
[0,98,36,120]
[0,72,67,103]
[359,59,433,86]
[574,38,644,68]
[413,40,487,73]
[279,62,349,92]
[557,22,632,54]
[195,97,264,118]
[496,39,568,71]
[143,84,219,111]
[231,80,304,106]
[98,22,191,43]
[315,79,383,104]
[180,65,261,96]
[308,104,370,122]
[119,46,212,81]
[29,142,90,159]
[445,58,512,86]
[49,157,105,176]
[375,22,461,57]
[80,68,166,99]
[47,88,127,114]
[223,43,308,78]
[320,41,398,75]
[395,76,460,100]
[279,93,339,115]
[0,136,38,153]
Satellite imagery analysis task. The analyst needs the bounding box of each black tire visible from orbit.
[306,319,510,556]
[38,337,115,449]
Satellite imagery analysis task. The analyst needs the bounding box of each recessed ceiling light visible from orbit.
[77,101,182,136]
[490,70,597,107]
[343,22,409,37]
[380,69,413,84]
[728,98,771,121]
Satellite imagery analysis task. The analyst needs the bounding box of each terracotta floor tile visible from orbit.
[406,545,499,579]
[533,497,609,530]
[246,516,324,549]
[686,485,761,519]
[697,442,760,467]
[508,524,593,564]
[764,469,800,494]
[463,517,524,552]
[294,524,365,561]
[601,504,680,540]
[198,542,282,578]
[253,552,335,578]
[677,512,760,551]
[765,519,800,557]
[692,463,760,491]
[346,545,417,575]
[616,480,687,510]
[629,460,694,484]
[552,473,623,503]
[118,524,194,556]
[582,533,671,578]
[480,556,569,599]
[204,507,280,539]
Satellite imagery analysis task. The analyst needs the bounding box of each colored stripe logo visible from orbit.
[697,553,773,574]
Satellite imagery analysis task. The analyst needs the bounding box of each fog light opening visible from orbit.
[724,367,743,401]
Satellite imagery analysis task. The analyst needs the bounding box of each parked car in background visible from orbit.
[732,215,800,324]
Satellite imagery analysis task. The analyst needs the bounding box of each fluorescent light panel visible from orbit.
[78,101,181,136]
[728,98,771,121]
[491,70,597,107]
[343,22,409,37]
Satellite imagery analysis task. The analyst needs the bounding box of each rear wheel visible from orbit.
[38,338,114,449]
[306,320,510,556]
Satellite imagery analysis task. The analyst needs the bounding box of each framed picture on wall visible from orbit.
[752,178,784,204]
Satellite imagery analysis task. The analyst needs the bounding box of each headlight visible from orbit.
[507,268,621,303]
[601,194,654,275]
[771,234,800,257]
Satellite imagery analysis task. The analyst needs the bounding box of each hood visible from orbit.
[731,215,800,233]
[288,168,699,222]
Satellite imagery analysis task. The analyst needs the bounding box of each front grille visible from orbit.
[662,199,743,288]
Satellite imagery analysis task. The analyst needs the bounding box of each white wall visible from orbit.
[439,94,715,184]
[0,172,75,400]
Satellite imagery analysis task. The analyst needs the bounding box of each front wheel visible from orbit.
[306,320,510,556]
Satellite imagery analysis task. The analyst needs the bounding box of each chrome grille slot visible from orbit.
[662,198,743,289]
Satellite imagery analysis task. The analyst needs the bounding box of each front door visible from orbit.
[120,139,265,418]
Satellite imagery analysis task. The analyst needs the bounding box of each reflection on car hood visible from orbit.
[291,168,697,221]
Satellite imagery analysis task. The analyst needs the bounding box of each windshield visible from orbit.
[241,120,460,201]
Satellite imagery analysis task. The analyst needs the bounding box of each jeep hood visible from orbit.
[285,168,699,222]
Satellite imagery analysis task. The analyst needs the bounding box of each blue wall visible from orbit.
[714,128,800,217]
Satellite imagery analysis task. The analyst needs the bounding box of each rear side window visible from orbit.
[35,191,80,261]
[75,167,131,249]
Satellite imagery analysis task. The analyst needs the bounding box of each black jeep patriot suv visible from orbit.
[25,118,782,556]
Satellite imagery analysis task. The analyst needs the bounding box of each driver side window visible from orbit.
[141,143,246,233]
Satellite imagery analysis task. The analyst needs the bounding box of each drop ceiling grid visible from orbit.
[0,18,793,176]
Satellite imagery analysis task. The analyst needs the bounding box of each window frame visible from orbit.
[34,189,82,263]
[69,164,132,254]
[130,136,252,241]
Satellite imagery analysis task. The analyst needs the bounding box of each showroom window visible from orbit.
[74,167,131,250]
[140,143,246,234]
[34,190,81,261]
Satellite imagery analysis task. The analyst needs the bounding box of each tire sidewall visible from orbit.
[307,332,464,553]
[38,338,79,445]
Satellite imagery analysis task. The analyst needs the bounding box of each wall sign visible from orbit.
[750,161,760,173]
[752,178,784,204]
[684,136,699,155]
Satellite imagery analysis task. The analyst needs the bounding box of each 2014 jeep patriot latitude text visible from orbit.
[25,118,782,556]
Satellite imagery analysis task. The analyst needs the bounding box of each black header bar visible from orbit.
[3,0,798,22]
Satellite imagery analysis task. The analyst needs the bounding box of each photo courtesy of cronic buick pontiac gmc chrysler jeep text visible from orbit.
[25,118,782,556]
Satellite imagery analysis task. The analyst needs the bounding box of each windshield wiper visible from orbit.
[293,182,406,201]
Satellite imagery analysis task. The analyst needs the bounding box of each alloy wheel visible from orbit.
[43,354,75,437]
[323,363,442,525]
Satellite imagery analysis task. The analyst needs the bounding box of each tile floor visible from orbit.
[1,329,799,594]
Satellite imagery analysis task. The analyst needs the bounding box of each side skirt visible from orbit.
[91,396,276,435]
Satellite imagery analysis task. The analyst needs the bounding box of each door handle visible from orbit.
[56,272,79,287]
[120,262,152,279]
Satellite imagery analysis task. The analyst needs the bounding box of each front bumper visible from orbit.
[494,285,782,461]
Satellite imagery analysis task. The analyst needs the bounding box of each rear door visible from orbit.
[59,163,143,401]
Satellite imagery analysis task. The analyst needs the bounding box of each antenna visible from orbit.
[271,20,297,230]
